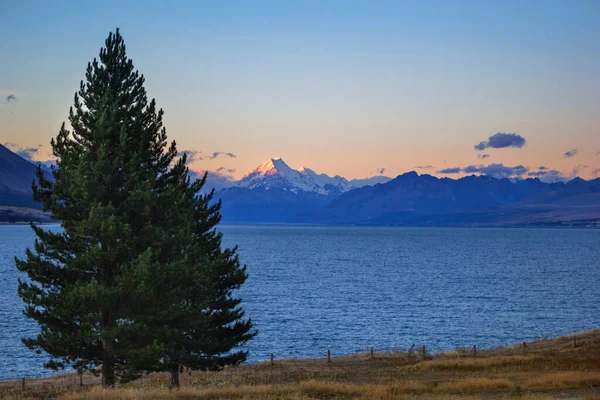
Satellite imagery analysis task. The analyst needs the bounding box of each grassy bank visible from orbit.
[2,330,600,399]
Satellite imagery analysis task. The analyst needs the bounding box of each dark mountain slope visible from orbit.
[306,173,600,226]
[217,187,331,223]
[0,144,46,209]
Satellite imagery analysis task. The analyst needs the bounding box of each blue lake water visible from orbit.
[1,224,599,380]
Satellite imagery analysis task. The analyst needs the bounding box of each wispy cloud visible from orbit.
[568,164,588,178]
[5,94,16,104]
[414,165,434,169]
[463,163,528,178]
[474,133,526,151]
[526,165,589,183]
[3,142,55,168]
[527,168,566,182]
[564,149,578,158]
[528,170,553,177]
[204,152,237,160]
[177,150,202,164]
[441,163,528,178]
[178,150,237,163]
[367,167,389,176]
[216,167,236,175]
[188,168,237,192]
[478,154,490,159]
[438,167,461,174]
[593,168,600,178]
[3,142,40,161]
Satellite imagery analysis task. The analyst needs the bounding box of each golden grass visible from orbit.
[522,371,600,391]
[5,330,600,399]
[432,377,512,394]
[61,382,416,399]
[416,355,540,371]
[57,382,560,400]
[66,385,301,399]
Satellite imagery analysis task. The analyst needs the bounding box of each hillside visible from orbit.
[0,144,52,222]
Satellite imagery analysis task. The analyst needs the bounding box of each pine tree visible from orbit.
[17,28,255,387]
[133,174,256,387]
[16,29,183,386]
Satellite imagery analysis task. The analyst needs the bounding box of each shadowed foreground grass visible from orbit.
[3,330,600,399]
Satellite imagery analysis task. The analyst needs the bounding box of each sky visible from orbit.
[1,0,599,181]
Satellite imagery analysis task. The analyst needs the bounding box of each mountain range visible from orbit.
[198,157,391,195]
[214,158,391,223]
[308,172,600,226]
[1,146,599,227]
[213,157,600,226]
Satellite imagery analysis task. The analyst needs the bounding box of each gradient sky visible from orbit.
[1,1,599,180]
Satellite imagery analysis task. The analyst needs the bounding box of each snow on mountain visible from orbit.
[238,158,353,195]
[298,167,353,193]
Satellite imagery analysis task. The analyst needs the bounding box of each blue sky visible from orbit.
[1,0,599,180]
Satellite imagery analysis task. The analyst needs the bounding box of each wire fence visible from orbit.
[0,344,430,393]
[1,334,586,394]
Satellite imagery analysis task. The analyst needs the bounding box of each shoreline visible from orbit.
[2,329,598,387]
[2,330,600,399]
[4,221,597,229]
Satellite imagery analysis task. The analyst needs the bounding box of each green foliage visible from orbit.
[16,28,254,387]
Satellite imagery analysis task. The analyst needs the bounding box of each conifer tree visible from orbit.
[16,29,185,386]
[127,171,256,387]
[17,28,255,387]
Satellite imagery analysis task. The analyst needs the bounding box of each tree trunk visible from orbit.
[101,308,116,388]
[170,366,180,388]
[101,337,116,388]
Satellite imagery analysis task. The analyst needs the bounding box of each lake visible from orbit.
[1,224,599,380]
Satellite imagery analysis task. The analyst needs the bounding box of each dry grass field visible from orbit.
[2,330,600,399]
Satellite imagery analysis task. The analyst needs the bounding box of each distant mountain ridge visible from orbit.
[308,172,600,226]
[1,145,598,227]
[199,157,391,195]
[0,144,53,222]
[214,158,392,223]
[0,144,47,209]
[215,165,600,226]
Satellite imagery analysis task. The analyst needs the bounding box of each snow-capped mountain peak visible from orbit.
[250,157,294,177]
[238,158,352,195]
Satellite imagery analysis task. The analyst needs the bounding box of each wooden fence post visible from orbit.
[408,344,415,357]
[370,347,374,359]
[79,371,83,386]
[327,349,331,363]
[573,335,577,348]
[21,377,25,390]
[421,345,426,358]
[270,353,274,366]
[472,344,476,356]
